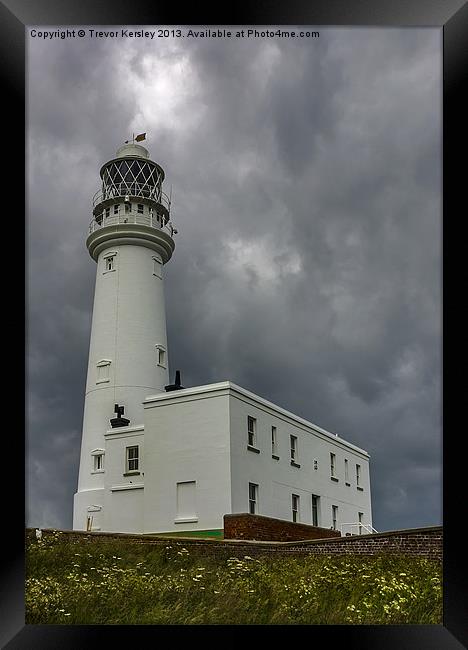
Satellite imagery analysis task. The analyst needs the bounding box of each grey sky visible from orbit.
[27,26,441,532]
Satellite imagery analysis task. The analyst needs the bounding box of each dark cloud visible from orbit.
[27,27,441,532]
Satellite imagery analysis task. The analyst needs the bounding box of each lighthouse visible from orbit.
[73,140,176,531]
[72,138,372,537]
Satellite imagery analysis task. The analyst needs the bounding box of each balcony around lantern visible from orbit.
[92,181,171,211]
[89,207,176,237]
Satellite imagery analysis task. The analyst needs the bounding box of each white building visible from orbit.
[73,141,373,536]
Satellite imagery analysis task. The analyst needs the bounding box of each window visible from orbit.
[105,256,114,271]
[332,505,338,530]
[312,494,320,527]
[91,449,105,473]
[126,446,139,473]
[330,452,336,479]
[356,464,361,488]
[125,202,131,213]
[113,204,119,215]
[271,426,277,457]
[345,458,349,483]
[105,207,110,218]
[137,203,144,214]
[247,416,256,448]
[290,435,297,462]
[292,494,300,523]
[153,256,162,278]
[96,359,111,384]
[358,512,364,535]
[155,345,166,367]
[176,481,197,521]
[249,483,258,514]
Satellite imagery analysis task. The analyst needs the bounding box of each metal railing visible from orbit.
[88,211,176,236]
[92,182,171,210]
[340,522,378,536]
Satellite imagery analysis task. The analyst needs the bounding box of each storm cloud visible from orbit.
[27,26,441,532]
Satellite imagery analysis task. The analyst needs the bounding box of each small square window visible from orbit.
[137,204,144,214]
[113,204,119,215]
[104,256,114,272]
[105,207,110,218]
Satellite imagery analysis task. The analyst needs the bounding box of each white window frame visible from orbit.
[91,448,105,474]
[344,458,349,483]
[332,505,338,530]
[247,416,257,448]
[290,435,298,462]
[292,494,300,523]
[312,494,320,527]
[152,256,163,278]
[271,426,277,456]
[103,251,117,273]
[155,344,166,368]
[330,452,336,478]
[126,445,139,473]
[96,359,112,384]
[248,482,258,514]
[356,464,361,487]
[358,511,364,535]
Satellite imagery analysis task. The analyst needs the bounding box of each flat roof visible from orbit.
[144,381,369,458]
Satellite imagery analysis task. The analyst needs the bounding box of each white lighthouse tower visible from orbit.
[73,140,176,531]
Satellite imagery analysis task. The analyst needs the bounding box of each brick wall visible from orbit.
[26,525,442,562]
[284,526,443,561]
[224,513,341,542]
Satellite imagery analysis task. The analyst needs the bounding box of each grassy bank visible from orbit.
[26,531,442,625]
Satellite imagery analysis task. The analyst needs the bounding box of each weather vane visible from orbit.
[125,132,146,144]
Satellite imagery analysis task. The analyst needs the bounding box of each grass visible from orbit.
[25,530,442,625]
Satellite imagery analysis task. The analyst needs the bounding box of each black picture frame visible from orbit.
[5,0,466,646]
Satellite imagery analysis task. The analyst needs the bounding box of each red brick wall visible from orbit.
[284,526,443,561]
[224,513,341,542]
[26,525,442,562]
